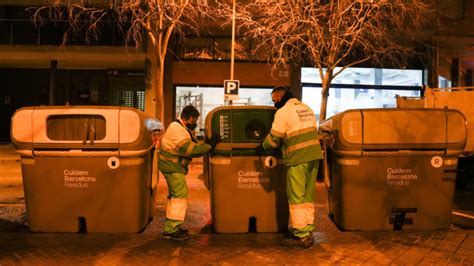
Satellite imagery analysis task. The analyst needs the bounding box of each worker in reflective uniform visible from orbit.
[159,105,220,240]
[259,86,323,247]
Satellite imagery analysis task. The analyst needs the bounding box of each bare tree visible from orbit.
[218,0,436,121]
[32,0,212,120]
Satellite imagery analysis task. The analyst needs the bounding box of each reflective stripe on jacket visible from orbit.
[263,98,323,165]
[159,119,211,174]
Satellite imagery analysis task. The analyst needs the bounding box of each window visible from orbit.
[109,90,145,111]
[303,87,421,119]
[302,67,423,120]
[302,67,422,86]
[107,74,146,111]
[438,76,452,88]
[176,86,273,135]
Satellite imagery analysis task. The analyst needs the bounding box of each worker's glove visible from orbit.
[207,133,222,148]
[255,143,264,155]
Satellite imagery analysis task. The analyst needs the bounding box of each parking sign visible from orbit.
[224,80,239,100]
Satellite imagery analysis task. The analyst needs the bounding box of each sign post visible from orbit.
[226,0,237,106]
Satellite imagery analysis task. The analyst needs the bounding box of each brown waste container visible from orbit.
[319,108,467,230]
[204,106,288,233]
[11,106,159,233]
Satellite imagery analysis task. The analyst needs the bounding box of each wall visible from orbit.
[173,61,290,87]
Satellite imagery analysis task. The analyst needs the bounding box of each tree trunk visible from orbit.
[145,53,165,121]
[155,58,165,121]
[319,82,330,122]
[319,68,333,122]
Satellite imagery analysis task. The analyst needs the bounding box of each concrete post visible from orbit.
[451,58,460,87]
[49,60,58,105]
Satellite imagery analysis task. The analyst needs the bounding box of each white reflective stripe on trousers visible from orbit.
[289,204,307,229]
[166,198,188,221]
[304,203,315,225]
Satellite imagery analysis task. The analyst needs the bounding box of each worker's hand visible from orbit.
[207,133,222,148]
[255,143,264,154]
[151,129,163,149]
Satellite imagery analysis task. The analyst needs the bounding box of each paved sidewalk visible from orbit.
[0,228,473,265]
[0,143,473,265]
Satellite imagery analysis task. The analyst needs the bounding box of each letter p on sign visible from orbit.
[224,80,239,100]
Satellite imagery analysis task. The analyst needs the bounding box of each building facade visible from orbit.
[0,1,472,141]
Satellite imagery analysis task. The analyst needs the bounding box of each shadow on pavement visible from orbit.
[0,218,28,233]
[452,187,474,229]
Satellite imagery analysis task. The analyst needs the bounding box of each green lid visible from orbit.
[204,106,281,156]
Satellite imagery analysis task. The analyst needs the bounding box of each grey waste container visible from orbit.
[204,106,288,233]
[11,106,159,233]
[319,108,467,230]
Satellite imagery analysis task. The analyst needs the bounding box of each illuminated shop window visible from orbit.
[302,67,423,120]
[438,76,452,88]
[176,86,273,135]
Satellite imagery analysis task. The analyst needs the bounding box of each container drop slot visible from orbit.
[245,119,267,141]
[47,114,106,142]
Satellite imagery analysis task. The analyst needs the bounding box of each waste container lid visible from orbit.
[11,106,154,153]
[204,106,277,155]
[319,108,466,152]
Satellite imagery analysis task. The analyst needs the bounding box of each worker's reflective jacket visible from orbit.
[263,98,323,166]
[159,119,211,174]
